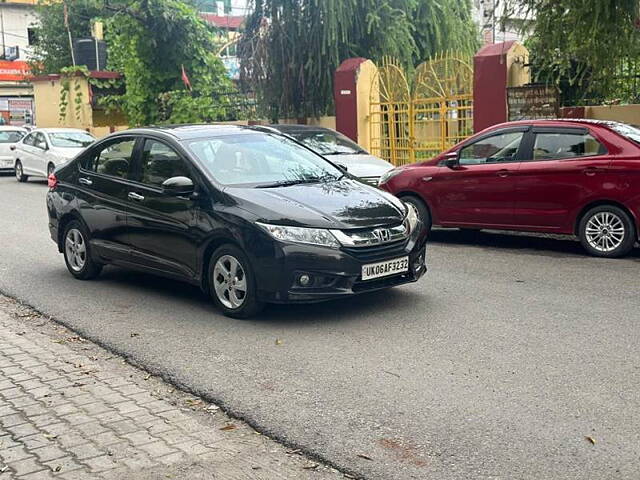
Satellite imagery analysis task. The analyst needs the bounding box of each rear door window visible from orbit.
[83,138,136,179]
[533,133,606,160]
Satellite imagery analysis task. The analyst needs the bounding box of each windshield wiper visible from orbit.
[256,175,340,189]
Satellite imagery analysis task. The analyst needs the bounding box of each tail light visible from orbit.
[47,173,58,190]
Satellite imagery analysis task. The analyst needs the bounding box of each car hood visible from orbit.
[226,178,406,229]
[325,153,394,178]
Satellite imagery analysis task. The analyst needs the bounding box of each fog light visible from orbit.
[298,274,312,286]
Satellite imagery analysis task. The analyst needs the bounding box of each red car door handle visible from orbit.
[583,167,602,176]
[497,169,510,178]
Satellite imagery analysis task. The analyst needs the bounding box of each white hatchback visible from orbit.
[14,128,95,182]
[0,126,28,173]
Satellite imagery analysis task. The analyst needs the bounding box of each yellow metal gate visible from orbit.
[369,53,473,166]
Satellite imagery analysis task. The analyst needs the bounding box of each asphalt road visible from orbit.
[1,174,639,480]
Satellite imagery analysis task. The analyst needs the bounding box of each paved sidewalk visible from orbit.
[0,296,347,479]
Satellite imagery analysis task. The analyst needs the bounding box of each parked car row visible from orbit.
[4,119,637,317]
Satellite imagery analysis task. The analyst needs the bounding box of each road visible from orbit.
[1,175,639,479]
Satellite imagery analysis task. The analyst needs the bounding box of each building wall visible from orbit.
[0,2,38,61]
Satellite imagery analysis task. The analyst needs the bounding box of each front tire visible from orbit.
[47,163,55,177]
[400,195,432,234]
[578,205,636,258]
[15,160,27,182]
[63,220,102,279]
[208,244,264,319]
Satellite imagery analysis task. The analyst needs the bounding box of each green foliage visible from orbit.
[58,66,91,121]
[509,0,640,104]
[33,0,237,126]
[238,0,479,119]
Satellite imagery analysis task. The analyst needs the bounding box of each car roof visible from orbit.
[265,124,333,135]
[486,118,632,132]
[117,124,267,141]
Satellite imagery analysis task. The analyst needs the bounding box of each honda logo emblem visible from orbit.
[373,228,391,243]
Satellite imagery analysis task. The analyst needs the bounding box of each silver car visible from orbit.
[13,128,95,182]
[264,125,394,186]
[0,126,27,173]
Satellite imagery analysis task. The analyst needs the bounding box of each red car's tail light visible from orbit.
[47,173,58,190]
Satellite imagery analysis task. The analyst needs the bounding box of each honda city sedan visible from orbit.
[380,119,640,258]
[14,128,95,182]
[46,125,427,318]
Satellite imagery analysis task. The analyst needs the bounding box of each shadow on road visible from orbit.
[428,228,640,259]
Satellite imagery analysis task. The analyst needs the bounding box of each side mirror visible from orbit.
[443,151,459,169]
[161,176,195,196]
[37,142,48,151]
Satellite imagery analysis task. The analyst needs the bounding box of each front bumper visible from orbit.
[252,226,428,304]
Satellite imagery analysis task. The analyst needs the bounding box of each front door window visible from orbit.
[459,132,524,165]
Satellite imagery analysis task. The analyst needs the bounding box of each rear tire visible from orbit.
[208,244,265,319]
[400,195,432,234]
[578,205,635,258]
[62,220,103,279]
[15,160,27,182]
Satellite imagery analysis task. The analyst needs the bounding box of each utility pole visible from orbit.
[64,2,76,66]
[0,9,6,60]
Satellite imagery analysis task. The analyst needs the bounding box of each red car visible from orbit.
[380,119,640,257]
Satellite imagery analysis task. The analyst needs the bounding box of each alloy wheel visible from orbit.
[65,228,87,272]
[212,255,247,309]
[47,164,55,176]
[15,163,22,181]
[585,212,626,253]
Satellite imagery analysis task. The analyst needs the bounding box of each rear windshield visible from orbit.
[49,132,95,148]
[609,123,640,145]
[0,130,25,143]
[185,133,342,187]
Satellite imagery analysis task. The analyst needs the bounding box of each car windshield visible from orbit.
[289,130,366,155]
[609,122,640,145]
[0,130,25,143]
[186,133,344,187]
[49,132,95,148]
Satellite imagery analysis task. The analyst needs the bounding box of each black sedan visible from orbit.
[46,125,427,318]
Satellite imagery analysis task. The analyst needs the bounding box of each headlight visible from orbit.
[403,202,419,234]
[256,222,340,248]
[379,168,404,185]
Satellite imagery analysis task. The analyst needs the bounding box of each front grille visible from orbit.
[341,239,408,262]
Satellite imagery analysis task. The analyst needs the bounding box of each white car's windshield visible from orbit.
[186,133,343,188]
[49,132,95,148]
[290,130,366,155]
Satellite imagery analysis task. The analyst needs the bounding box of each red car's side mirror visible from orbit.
[443,151,459,169]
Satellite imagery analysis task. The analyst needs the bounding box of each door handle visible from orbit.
[79,177,92,186]
[497,169,510,178]
[128,192,145,201]
[583,167,603,177]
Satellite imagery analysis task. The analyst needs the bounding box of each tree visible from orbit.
[31,0,104,74]
[32,0,236,125]
[505,0,640,103]
[238,0,478,119]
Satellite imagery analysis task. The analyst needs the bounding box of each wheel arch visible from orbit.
[56,211,87,253]
[575,200,639,239]
[396,191,434,222]
[200,235,245,293]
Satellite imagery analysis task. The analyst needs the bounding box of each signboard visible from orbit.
[0,60,30,81]
[507,85,559,121]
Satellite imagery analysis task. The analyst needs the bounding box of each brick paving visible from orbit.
[0,297,346,479]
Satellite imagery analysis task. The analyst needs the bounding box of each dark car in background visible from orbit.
[46,125,427,318]
[262,124,394,186]
[380,119,640,258]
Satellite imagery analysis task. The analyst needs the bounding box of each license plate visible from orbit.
[361,256,409,281]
